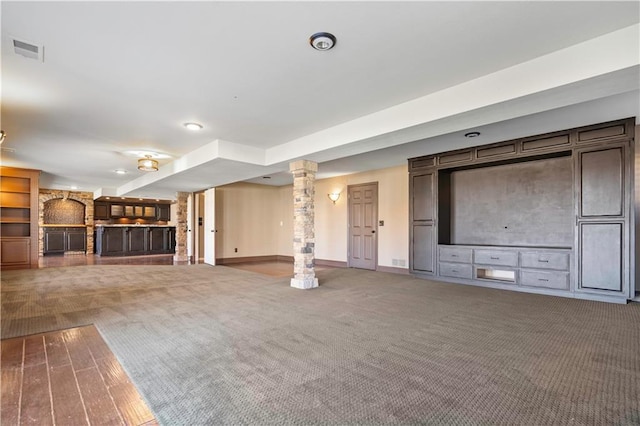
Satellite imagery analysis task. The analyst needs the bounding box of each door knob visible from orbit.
[372,230,375,234]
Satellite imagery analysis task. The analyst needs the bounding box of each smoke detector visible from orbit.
[11,37,44,62]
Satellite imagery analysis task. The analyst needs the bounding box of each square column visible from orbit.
[289,160,319,289]
[173,191,189,262]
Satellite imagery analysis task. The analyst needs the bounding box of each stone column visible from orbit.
[173,191,189,262]
[289,160,319,289]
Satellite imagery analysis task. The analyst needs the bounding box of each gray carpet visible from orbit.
[2,264,639,425]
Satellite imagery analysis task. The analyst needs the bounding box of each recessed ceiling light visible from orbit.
[70,186,78,190]
[105,197,110,200]
[464,131,481,138]
[184,122,203,131]
[114,169,127,175]
[310,32,336,51]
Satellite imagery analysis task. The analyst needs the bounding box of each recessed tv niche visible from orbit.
[437,153,574,248]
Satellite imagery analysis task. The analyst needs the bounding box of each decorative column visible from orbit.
[289,160,319,289]
[173,191,189,262]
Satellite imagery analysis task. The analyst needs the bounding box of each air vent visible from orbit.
[12,38,44,62]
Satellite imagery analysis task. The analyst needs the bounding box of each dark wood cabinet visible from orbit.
[44,229,66,253]
[67,228,87,251]
[96,226,175,256]
[43,227,87,254]
[126,227,148,254]
[94,202,110,220]
[98,227,126,256]
[97,201,169,220]
[157,204,170,221]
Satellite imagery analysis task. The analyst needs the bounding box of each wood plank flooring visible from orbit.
[1,325,157,426]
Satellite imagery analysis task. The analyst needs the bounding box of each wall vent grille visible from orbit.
[12,38,44,62]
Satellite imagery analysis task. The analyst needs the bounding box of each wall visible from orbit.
[312,165,408,268]
[215,182,281,259]
[631,122,640,293]
[276,185,294,257]
[215,164,409,269]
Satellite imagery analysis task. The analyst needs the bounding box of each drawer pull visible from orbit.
[538,278,549,282]
[452,269,458,273]
[538,259,549,263]
[490,256,500,260]
[451,254,458,257]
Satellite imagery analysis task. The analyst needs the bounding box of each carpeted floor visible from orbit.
[2,264,639,425]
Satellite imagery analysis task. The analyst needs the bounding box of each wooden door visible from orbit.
[348,183,378,270]
[204,188,216,266]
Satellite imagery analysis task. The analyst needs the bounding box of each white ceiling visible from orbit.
[1,1,639,199]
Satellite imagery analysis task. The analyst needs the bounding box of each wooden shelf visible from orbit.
[1,167,39,269]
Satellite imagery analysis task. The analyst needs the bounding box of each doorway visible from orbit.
[348,182,378,270]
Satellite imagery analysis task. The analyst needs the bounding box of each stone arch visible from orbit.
[38,189,95,256]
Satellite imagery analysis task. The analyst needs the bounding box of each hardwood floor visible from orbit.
[1,325,157,426]
[39,254,185,268]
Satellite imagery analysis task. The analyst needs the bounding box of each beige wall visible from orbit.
[215,164,409,269]
[312,165,408,268]
[215,182,281,258]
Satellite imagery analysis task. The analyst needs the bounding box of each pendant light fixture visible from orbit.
[138,155,159,172]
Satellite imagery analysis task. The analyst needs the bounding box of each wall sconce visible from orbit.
[328,192,341,204]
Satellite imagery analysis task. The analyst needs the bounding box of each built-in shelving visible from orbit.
[1,167,40,269]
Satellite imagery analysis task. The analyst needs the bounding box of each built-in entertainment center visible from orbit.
[408,118,635,304]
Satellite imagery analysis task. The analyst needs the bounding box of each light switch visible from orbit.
[379,220,384,226]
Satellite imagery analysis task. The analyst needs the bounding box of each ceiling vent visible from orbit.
[12,38,44,62]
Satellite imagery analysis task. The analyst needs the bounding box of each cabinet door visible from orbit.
[412,173,434,221]
[127,227,147,254]
[94,202,110,220]
[578,146,624,217]
[66,229,86,251]
[148,228,166,253]
[103,228,125,255]
[413,224,435,273]
[110,204,124,217]
[579,222,622,291]
[157,205,170,221]
[1,238,30,266]
[166,228,176,253]
[44,229,66,253]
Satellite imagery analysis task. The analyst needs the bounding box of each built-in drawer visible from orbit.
[520,251,569,271]
[439,262,473,279]
[439,246,472,263]
[474,249,518,267]
[520,270,569,290]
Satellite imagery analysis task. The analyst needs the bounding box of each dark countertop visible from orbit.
[95,224,174,227]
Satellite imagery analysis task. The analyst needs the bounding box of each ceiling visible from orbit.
[1,2,639,199]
